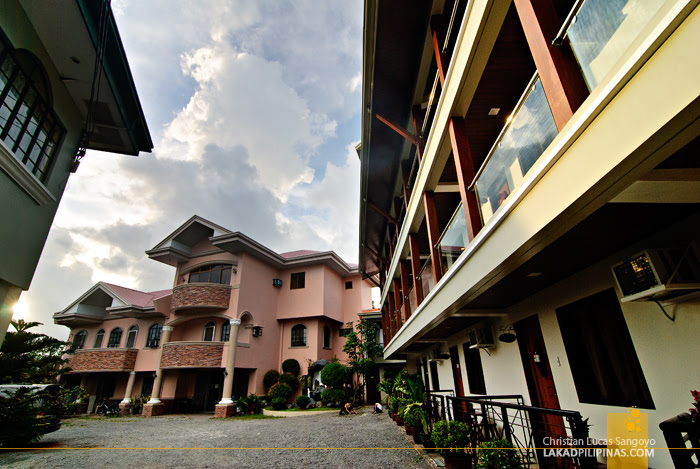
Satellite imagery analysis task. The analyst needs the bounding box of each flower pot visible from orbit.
[442,452,472,469]
[405,425,415,436]
[390,412,396,421]
[412,430,422,445]
[420,432,434,449]
[396,416,404,426]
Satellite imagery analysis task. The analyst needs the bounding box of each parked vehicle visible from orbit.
[0,384,63,435]
[95,400,120,417]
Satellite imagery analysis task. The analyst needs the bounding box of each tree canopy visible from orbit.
[0,320,72,384]
[342,320,383,403]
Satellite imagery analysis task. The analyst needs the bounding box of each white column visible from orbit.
[218,319,241,405]
[147,325,173,404]
[121,371,137,404]
[0,281,22,347]
[77,374,89,403]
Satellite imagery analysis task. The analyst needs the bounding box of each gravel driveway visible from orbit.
[0,408,433,468]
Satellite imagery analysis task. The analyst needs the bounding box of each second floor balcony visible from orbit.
[160,341,224,369]
[69,348,138,372]
[171,283,231,312]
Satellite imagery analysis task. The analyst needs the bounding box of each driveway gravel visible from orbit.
[0,408,433,468]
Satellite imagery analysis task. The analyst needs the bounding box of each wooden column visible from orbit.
[387,293,396,337]
[393,279,403,330]
[423,191,443,283]
[513,0,589,130]
[409,233,424,305]
[448,117,483,241]
[400,260,412,321]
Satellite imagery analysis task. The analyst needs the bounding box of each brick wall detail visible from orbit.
[142,402,164,417]
[214,404,235,418]
[172,284,231,310]
[161,342,224,368]
[70,349,138,372]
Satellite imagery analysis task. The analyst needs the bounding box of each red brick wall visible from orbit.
[171,284,231,310]
[70,349,138,372]
[161,342,224,368]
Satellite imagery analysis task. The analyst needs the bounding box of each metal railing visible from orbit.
[425,394,594,468]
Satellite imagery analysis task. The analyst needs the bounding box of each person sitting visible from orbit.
[339,401,358,416]
[372,402,383,414]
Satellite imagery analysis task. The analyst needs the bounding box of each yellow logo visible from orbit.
[606,407,654,468]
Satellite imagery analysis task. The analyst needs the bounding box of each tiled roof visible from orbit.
[102,283,171,308]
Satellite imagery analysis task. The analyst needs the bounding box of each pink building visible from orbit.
[54,216,373,417]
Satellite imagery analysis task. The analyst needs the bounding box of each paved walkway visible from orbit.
[0,408,434,468]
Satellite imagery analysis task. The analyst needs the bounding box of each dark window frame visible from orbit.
[146,323,162,348]
[221,322,231,342]
[188,264,232,285]
[125,325,138,348]
[291,324,307,347]
[339,327,352,337]
[462,344,487,395]
[107,328,123,348]
[345,281,353,290]
[72,330,86,349]
[290,272,305,290]
[556,288,654,409]
[93,329,105,348]
[323,326,331,348]
[203,321,216,342]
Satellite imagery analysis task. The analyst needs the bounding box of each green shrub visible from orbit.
[476,439,523,469]
[320,362,346,388]
[278,372,300,391]
[282,359,300,376]
[430,420,476,456]
[130,394,149,415]
[404,405,426,431]
[320,388,345,406]
[295,395,311,409]
[396,398,412,417]
[263,369,280,392]
[271,397,287,410]
[267,383,293,401]
[0,387,53,447]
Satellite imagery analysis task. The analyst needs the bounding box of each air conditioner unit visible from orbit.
[611,246,700,303]
[468,327,494,349]
[272,278,282,287]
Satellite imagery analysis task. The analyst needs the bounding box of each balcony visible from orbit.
[437,203,469,275]
[70,348,138,372]
[562,0,667,90]
[171,283,231,312]
[160,341,224,369]
[473,74,558,226]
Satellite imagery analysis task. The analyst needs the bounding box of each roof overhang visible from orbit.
[19,0,152,155]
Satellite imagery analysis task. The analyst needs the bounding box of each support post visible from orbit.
[513,0,589,130]
[448,117,483,241]
[119,371,137,415]
[216,318,241,418]
[143,325,172,417]
[423,191,443,283]
[393,279,402,330]
[409,234,424,306]
[400,260,412,322]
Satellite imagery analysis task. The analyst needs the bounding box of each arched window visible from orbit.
[188,264,232,285]
[291,324,307,347]
[125,325,138,348]
[107,328,123,348]
[323,326,331,348]
[221,322,231,342]
[146,324,162,348]
[93,329,105,348]
[203,321,216,342]
[72,331,87,349]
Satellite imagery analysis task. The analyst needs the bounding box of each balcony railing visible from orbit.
[437,203,469,274]
[418,256,436,297]
[161,341,224,368]
[70,348,138,372]
[473,74,558,225]
[559,0,667,90]
[426,394,594,468]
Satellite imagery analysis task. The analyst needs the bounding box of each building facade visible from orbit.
[360,0,699,467]
[55,216,374,417]
[0,0,152,345]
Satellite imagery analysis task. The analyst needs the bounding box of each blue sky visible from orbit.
[16,0,365,338]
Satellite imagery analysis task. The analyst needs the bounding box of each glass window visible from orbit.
[339,328,352,337]
[107,328,123,348]
[203,321,216,342]
[556,289,654,408]
[0,36,65,184]
[323,326,331,348]
[345,281,353,290]
[125,325,138,348]
[146,323,162,348]
[72,331,87,349]
[93,329,105,348]
[290,272,305,290]
[188,264,232,285]
[291,324,307,347]
[221,322,231,342]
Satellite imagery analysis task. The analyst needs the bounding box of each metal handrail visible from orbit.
[552,0,585,46]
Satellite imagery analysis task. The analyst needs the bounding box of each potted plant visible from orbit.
[396,398,411,426]
[404,405,426,444]
[476,439,523,469]
[430,420,476,469]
